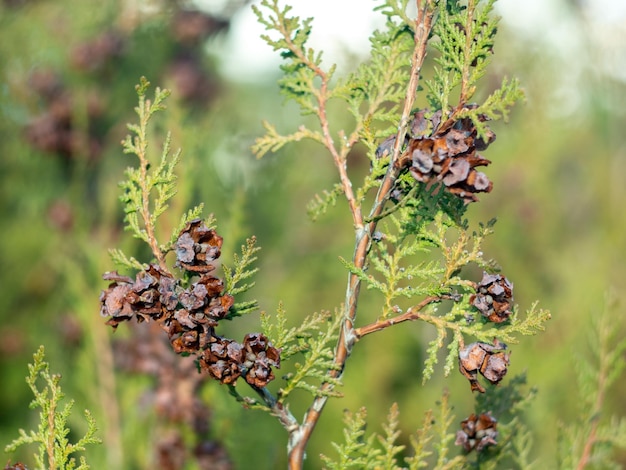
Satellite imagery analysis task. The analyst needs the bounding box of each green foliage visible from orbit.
[262,306,343,402]
[320,407,380,469]
[251,0,332,160]
[405,409,435,469]
[469,374,538,468]
[430,392,465,469]
[111,79,262,317]
[252,0,417,188]
[307,183,344,221]
[322,394,465,470]
[253,121,323,159]
[115,77,204,270]
[224,236,262,316]
[556,298,626,469]
[404,392,464,469]
[346,209,550,384]
[374,0,414,31]
[251,0,551,466]
[4,347,101,470]
[119,79,176,244]
[376,404,406,469]
[338,19,415,143]
[1,0,624,468]
[425,0,524,139]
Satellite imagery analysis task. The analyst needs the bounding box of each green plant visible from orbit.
[4,347,100,470]
[250,0,548,466]
[90,1,626,470]
[557,296,626,470]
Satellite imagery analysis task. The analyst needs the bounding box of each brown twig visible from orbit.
[252,386,300,435]
[136,98,168,272]
[286,3,436,468]
[355,295,449,339]
[273,18,362,228]
[575,342,609,469]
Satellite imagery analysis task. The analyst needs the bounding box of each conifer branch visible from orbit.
[4,347,101,469]
[287,5,437,468]
[123,80,168,269]
[253,0,361,227]
[376,403,405,468]
[405,409,434,468]
[573,303,626,470]
[247,1,548,467]
[354,294,453,338]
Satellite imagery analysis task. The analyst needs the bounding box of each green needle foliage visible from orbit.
[322,394,465,470]
[250,0,551,466]
[556,298,626,469]
[320,407,380,469]
[112,77,204,271]
[4,347,101,470]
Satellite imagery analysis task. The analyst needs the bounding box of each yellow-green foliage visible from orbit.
[5,347,101,470]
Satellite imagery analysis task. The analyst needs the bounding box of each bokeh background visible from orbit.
[1,0,624,468]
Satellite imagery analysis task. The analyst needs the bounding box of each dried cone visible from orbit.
[175,219,223,273]
[99,222,281,387]
[470,272,514,323]
[199,337,243,385]
[241,333,281,388]
[407,108,494,203]
[377,106,497,203]
[4,463,29,470]
[455,412,498,452]
[458,339,510,393]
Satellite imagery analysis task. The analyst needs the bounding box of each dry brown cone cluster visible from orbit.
[379,105,497,203]
[4,462,27,470]
[100,219,280,388]
[455,412,498,452]
[24,69,106,161]
[470,272,514,323]
[458,339,510,394]
[377,109,509,452]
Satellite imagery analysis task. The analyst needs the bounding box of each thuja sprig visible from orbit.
[4,346,101,470]
[275,309,343,402]
[254,2,438,466]
[319,407,378,469]
[467,374,538,466]
[557,298,626,469]
[117,77,178,269]
[322,393,465,469]
[425,0,524,138]
[406,391,465,469]
[223,236,262,317]
[100,81,285,417]
[109,77,205,272]
[251,0,550,467]
[259,305,343,404]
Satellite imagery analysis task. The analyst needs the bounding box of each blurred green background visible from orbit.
[1,0,624,468]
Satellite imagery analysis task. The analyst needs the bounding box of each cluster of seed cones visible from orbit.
[454,272,514,452]
[455,412,498,452]
[376,111,513,452]
[100,219,280,388]
[378,105,497,203]
[470,272,514,323]
[458,339,510,394]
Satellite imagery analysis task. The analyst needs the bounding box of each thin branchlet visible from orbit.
[286,4,437,468]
